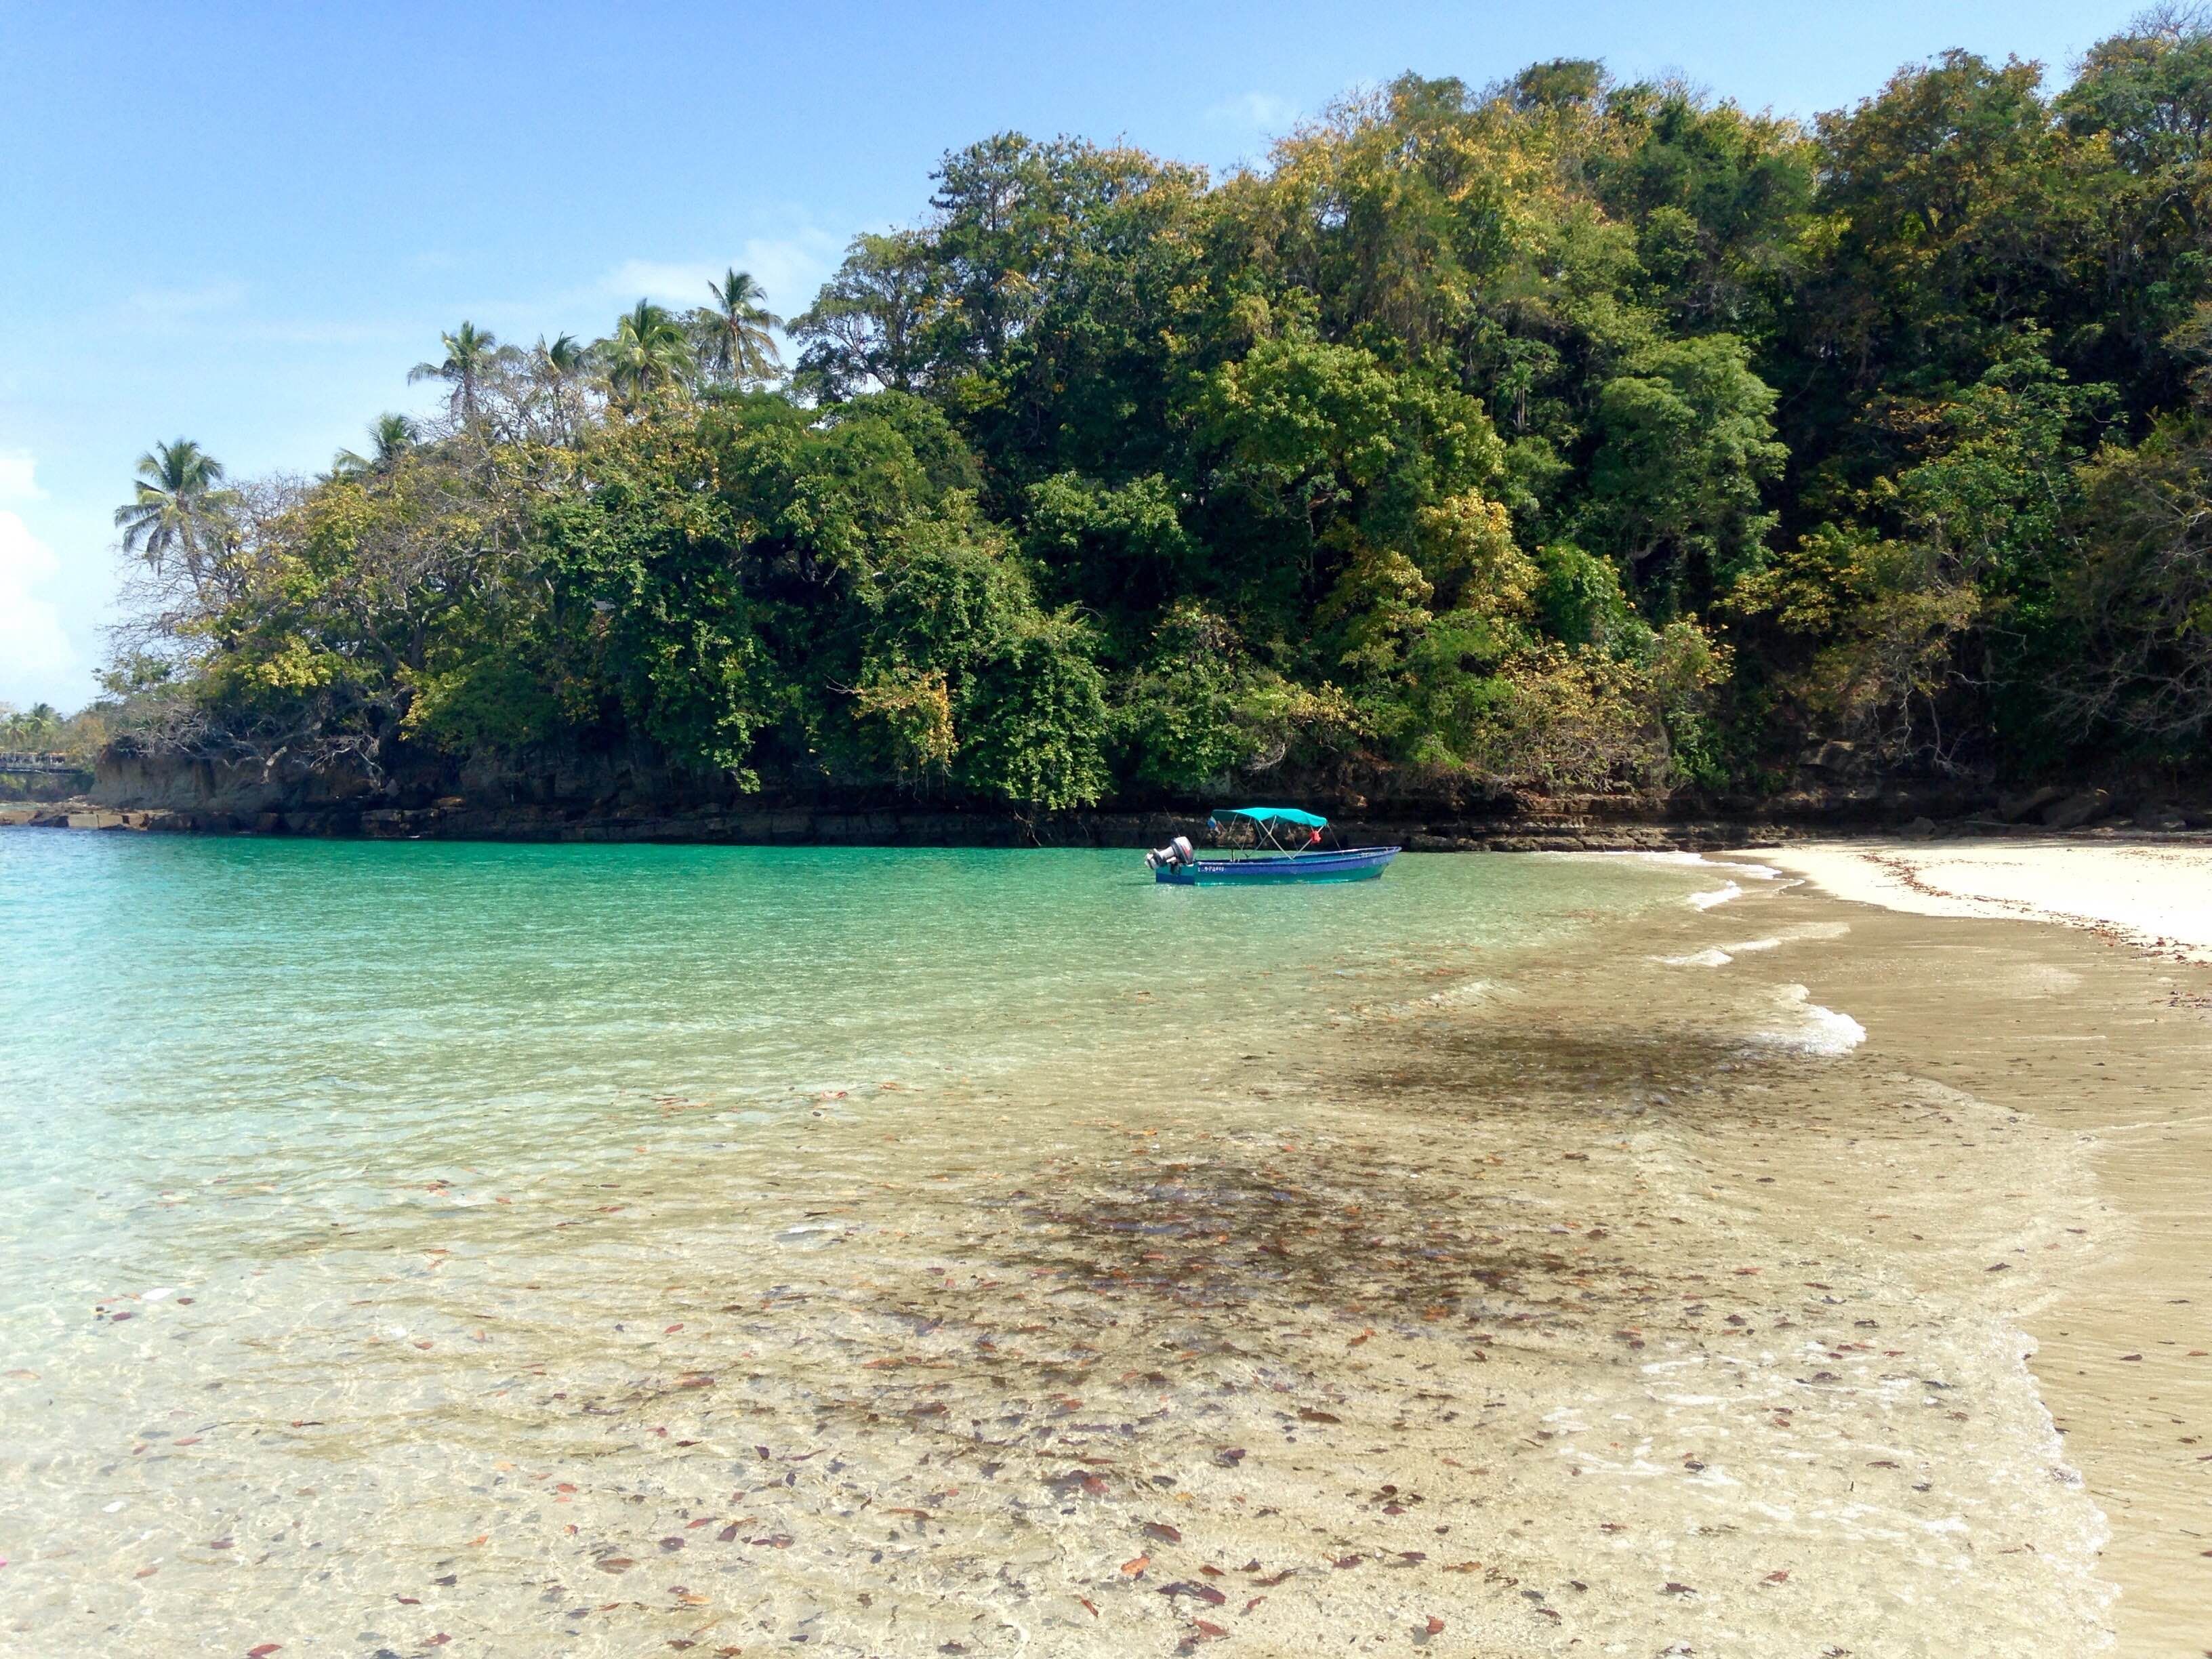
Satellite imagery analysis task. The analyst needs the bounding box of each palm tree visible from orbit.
[331,413,419,478]
[408,321,504,421]
[114,438,232,596]
[527,332,594,435]
[1,702,60,748]
[543,332,588,380]
[692,268,782,386]
[602,300,693,406]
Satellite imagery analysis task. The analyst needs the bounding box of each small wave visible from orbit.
[1659,935,1784,966]
[1689,882,1743,910]
[1636,850,1784,882]
[1797,1004,1868,1055]
[1720,861,1783,882]
[1750,985,1867,1056]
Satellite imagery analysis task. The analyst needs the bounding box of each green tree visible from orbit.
[0,702,61,747]
[791,230,938,398]
[408,322,507,422]
[2059,7,2212,172]
[331,413,419,478]
[113,438,232,599]
[2055,11,2212,414]
[691,268,783,387]
[1586,333,1786,596]
[1737,346,2108,766]
[541,332,588,378]
[600,300,694,407]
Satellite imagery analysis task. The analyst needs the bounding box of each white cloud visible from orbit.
[602,258,724,304]
[0,510,77,691]
[599,228,846,318]
[1207,91,1300,130]
[0,451,43,503]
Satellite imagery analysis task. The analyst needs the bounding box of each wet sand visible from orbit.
[1755,839,2212,1656]
[8,853,2212,1655]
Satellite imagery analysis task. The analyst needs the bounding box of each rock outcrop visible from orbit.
[0,744,2182,849]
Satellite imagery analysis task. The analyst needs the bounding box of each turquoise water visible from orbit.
[0,835,1701,1271]
[0,834,1729,1654]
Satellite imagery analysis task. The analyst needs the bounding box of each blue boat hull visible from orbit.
[1154,846,1401,885]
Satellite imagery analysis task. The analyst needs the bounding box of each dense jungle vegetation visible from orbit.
[102,17,2212,809]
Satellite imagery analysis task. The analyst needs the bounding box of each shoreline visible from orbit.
[1734,837,2212,1653]
[12,792,2212,859]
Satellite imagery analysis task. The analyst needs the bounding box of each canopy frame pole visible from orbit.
[1208,806,1332,861]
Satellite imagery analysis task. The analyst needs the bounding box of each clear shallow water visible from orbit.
[0,837,1690,1239]
[0,836,2114,1656]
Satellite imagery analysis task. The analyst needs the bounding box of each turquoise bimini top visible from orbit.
[1212,806,1329,829]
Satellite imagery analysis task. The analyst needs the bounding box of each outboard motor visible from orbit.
[1145,834,1196,870]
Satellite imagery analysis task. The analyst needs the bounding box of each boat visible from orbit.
[1145,806,1401,885]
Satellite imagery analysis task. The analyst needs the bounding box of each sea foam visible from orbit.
[1750,984,1868,1055]
[1659,947,1736,967]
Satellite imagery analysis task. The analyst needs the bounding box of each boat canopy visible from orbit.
[1212,806,1329,829]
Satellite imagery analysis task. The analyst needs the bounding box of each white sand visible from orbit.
[1750,836,2212,962]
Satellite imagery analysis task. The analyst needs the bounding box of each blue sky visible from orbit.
[0,0,2148,710]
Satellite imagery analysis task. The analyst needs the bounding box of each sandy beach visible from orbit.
[1750,835,2212,1655]
[1759,836,2212,963]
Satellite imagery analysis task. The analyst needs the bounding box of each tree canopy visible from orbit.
[102,18,2212,807]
